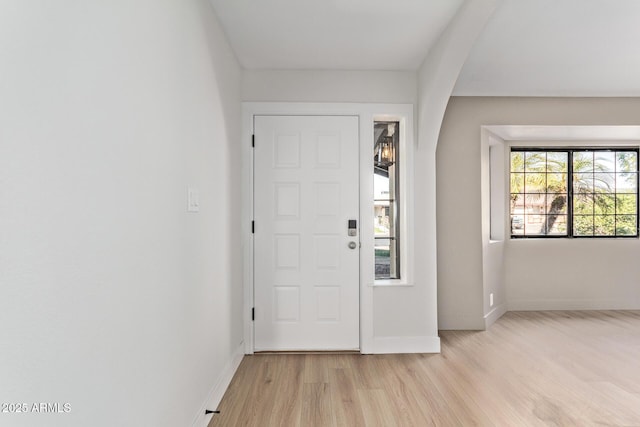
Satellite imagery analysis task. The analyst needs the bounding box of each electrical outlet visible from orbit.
[188,188,200,212]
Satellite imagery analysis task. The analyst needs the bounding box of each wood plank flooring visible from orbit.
[209,311,640,426]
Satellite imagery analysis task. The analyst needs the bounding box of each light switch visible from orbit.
[188,188,200,212]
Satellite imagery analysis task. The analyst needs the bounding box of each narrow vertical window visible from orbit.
[374,121,400,279]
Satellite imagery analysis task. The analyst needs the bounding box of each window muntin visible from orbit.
[510,148,638,238]
[374,121,400,279]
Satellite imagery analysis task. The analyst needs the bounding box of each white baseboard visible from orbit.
[192,342,245,427]
[371,335,440,354]
[484,303,507,329]
[508,298,640,311]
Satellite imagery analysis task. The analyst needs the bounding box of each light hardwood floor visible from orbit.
[209,311,640,426]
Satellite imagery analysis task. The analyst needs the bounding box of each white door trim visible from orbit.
[242,102,415,355]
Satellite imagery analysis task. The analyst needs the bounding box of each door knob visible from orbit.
[348,241,357,249]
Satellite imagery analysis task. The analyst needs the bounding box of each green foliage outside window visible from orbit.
[510,149,638,237]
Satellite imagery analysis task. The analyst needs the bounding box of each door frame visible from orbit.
[242,102,414,354]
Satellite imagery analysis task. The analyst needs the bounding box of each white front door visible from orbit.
[253,115,360,351]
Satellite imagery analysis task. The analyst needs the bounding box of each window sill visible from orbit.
[510,236,639,240]
[373,279,413,287]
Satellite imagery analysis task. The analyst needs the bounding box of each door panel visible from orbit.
[254,115,359,351]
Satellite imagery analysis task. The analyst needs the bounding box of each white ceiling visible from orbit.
[209,0,464,70]
[485,125,640,141]
[210,0,640,96]
[454,0,640,96]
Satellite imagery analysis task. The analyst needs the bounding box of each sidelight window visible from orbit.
[374,121,400,279]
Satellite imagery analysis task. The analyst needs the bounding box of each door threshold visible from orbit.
[254,350,360,355]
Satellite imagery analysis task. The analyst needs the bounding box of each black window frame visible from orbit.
[374,121,401,280]
[510,147,639,239]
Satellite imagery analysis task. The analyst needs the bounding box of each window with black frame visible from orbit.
[374,121,400,279]
[510,148,639,238]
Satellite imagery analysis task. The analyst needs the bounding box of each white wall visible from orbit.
[438,97,640,329]
[242,70,418,104]
[507,239,640,310]
[0,1,242,426]
[480,132,508,328]
[435,111,485,328]
[417,0,500,332]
